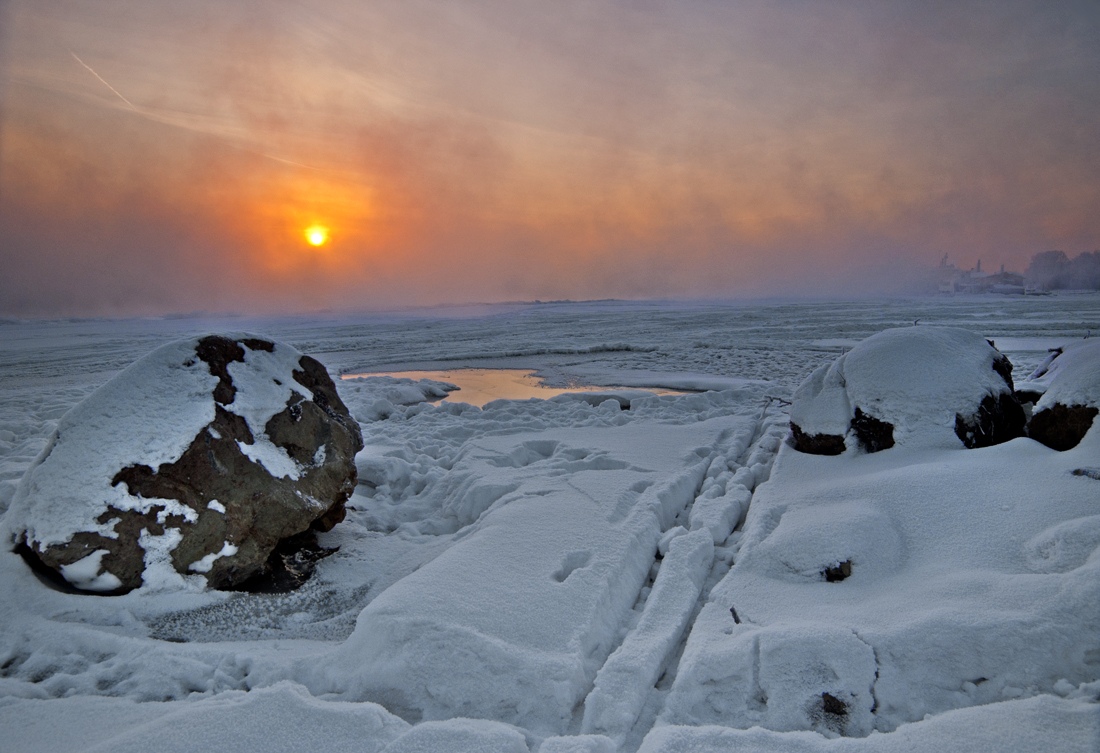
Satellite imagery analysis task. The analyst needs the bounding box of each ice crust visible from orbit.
[0,297,1097,753]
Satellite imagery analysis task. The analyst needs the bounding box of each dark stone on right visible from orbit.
[789,423,846,455]
[1029,404,1099,451]
[850,408,894,453]
[954,393,1027,448]
[821,692,848,716]
[823,560,852,582]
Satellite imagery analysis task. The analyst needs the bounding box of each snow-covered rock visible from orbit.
[789,327,1025,454]
[1023,339,1100,450]
[5,335,362,593]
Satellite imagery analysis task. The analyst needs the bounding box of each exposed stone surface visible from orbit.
[1028,404,1099,452]
[849,408,894,453]
[788,424,845,455]
[954,393,1028,449]
[9,334,363,593]
[822,560,852,583]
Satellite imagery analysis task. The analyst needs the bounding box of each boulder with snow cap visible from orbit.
[1021,339,1100,451]
[6,334,363,593]
[789,327,1026,454]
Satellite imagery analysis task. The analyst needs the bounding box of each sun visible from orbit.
[304,225,329,247]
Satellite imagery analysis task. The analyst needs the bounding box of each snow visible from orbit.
[3,338,218,548]
[59,550,123,592]
[224,343,313,479]
[1026,338,1100,410]
[0,295,1098,753]
[187,542,239,573]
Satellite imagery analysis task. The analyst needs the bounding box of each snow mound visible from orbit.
[789,327,1024,453]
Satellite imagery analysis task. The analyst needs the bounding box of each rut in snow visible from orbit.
[576,401,790,747]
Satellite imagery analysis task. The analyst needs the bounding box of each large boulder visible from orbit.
[6,335,363,593]
[789,327,1026,454]
[1020,339,1100,451]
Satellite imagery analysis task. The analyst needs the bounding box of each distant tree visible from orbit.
[1025,250,1070,290]
[1069,251,1100,290]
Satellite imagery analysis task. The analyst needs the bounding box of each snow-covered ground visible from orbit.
[1,296,1098,752]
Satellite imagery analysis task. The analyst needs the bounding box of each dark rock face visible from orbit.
[849,409,894,453]
[1028,404,1099,451]
[954,393,1028,449]
[952,349,1027,449]
[789,424,846,455]
[20,335,363,594]
[822,560,852,583]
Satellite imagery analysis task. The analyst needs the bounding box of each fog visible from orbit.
[2,1,1099,316]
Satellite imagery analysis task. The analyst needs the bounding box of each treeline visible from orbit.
[1025,250,1100,290]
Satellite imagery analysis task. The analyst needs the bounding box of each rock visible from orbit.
[849,408,894,453]
[7,334,363,593]
[788,424,846,455]
[1018,340,1100,451]
[954,393,1028,449]
[1029,403,1099,451]
[789,327,1025,454]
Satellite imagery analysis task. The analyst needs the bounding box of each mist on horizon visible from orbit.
[2,1,1099,317]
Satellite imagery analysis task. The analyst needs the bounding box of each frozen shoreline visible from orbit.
[1,296,1098,752]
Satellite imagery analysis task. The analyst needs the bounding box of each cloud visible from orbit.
[2,0,1099,315]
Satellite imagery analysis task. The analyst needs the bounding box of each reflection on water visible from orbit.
[342,369,677,408]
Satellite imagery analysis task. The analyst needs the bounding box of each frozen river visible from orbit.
[0,294,1098,753]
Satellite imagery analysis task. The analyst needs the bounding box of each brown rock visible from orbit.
[789,423,846,455]
[1028,403,1099,452]
[18,335,363,593]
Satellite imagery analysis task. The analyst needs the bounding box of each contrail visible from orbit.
[68,50,323,171]
[70,51,137,110]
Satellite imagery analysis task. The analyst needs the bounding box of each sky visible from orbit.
[2,0,1099,317]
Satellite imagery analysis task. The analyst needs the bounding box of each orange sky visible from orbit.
[2,0,1099,316]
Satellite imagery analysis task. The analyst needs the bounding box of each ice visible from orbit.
[0,295,1098,752]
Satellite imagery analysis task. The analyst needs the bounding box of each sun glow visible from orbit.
[305,225,329,247]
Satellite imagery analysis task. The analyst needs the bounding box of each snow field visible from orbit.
[1,296,1098,752]
[307,397,771,735]
[660,422,1100,738]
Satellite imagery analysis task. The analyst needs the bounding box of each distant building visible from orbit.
[936,255,1023,294]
